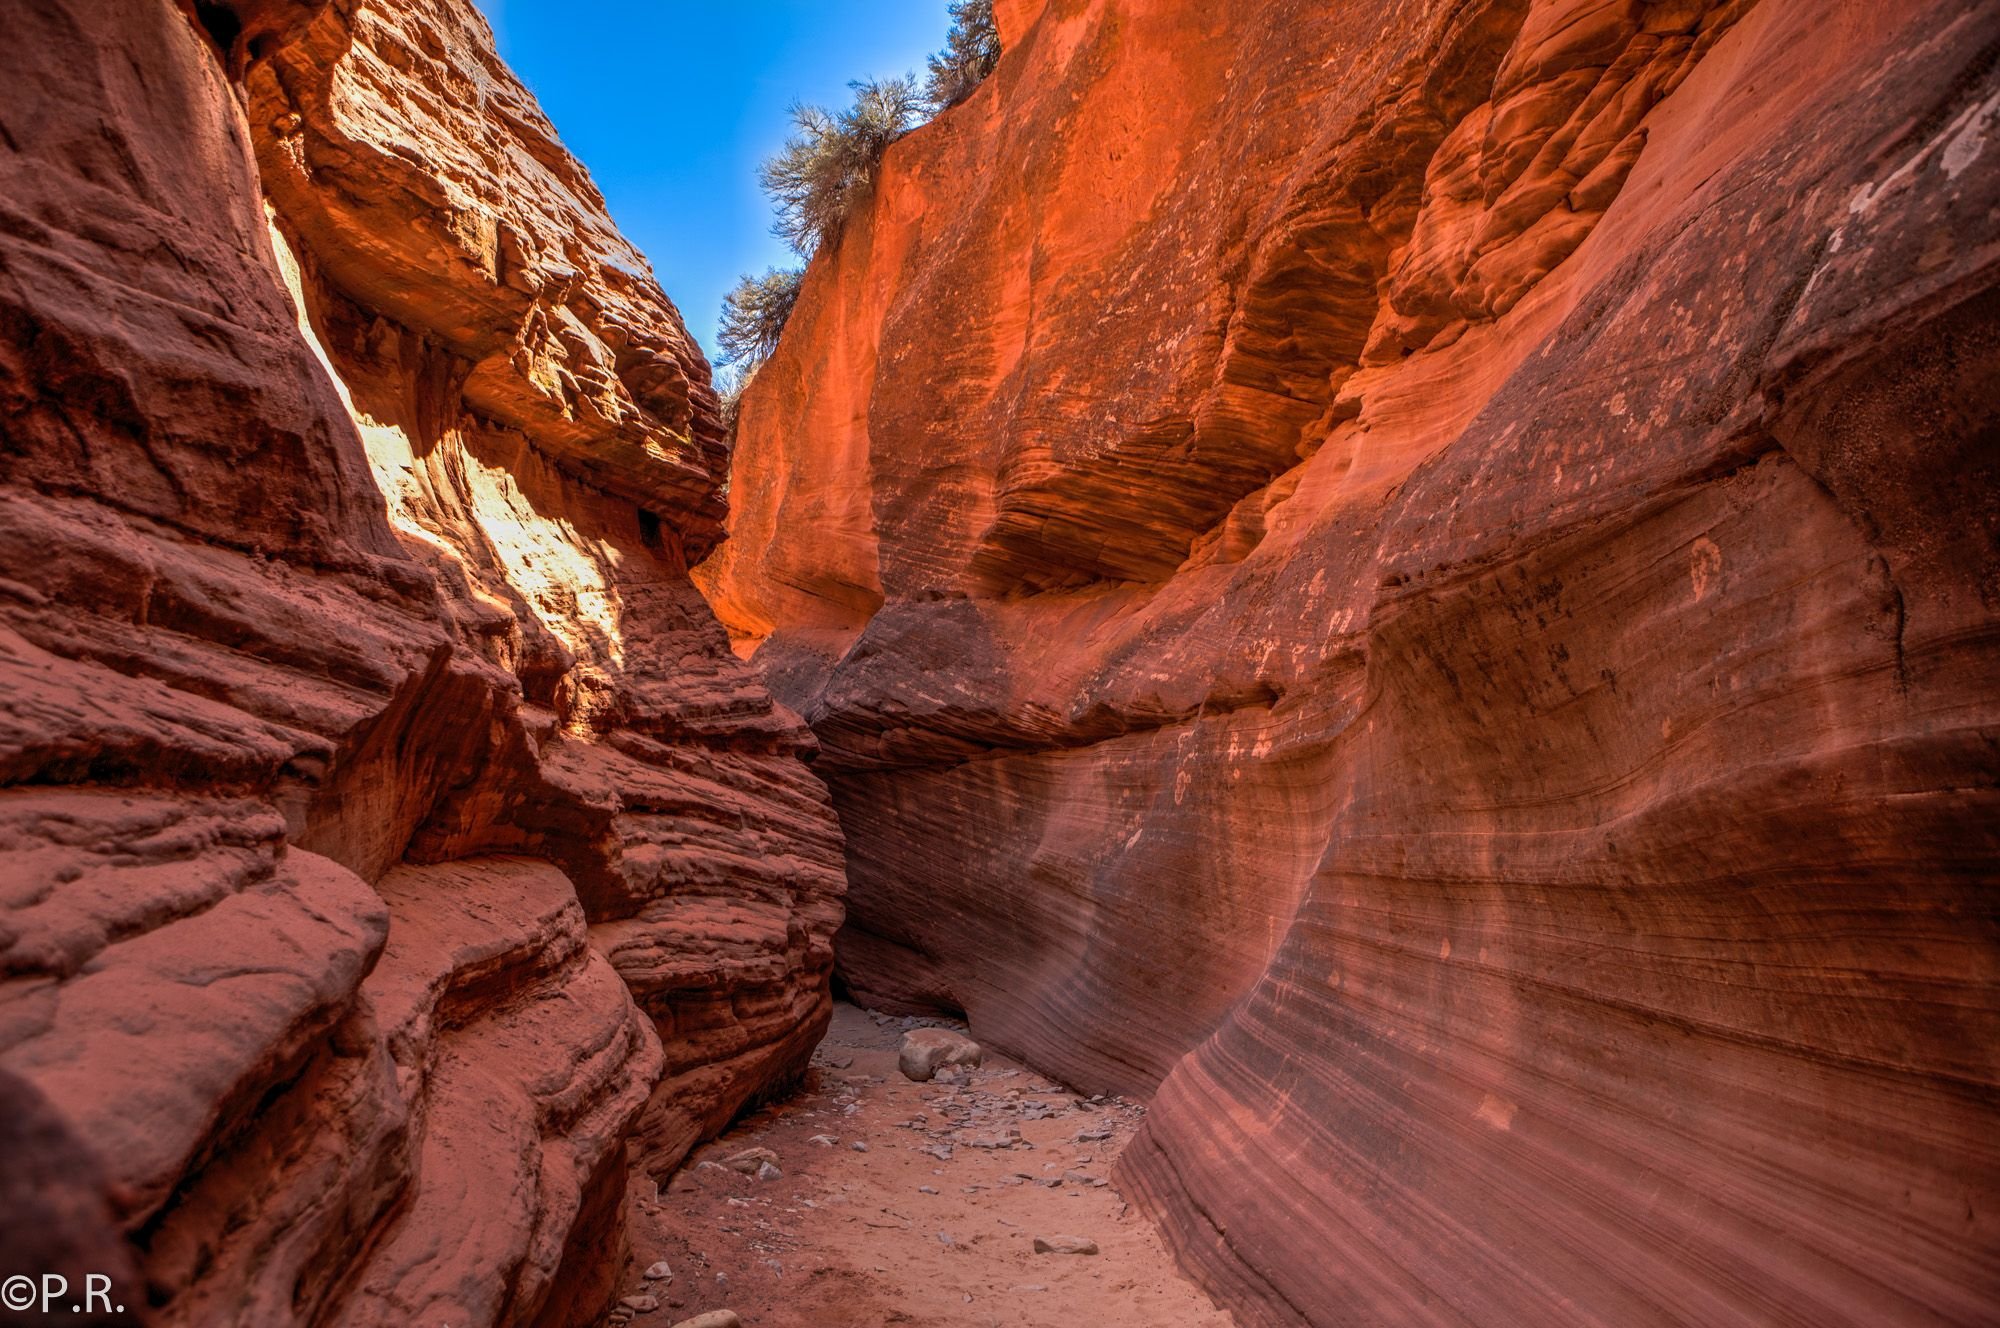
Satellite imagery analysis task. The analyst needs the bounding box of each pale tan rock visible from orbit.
[720,1147,780,1175]
[898,1028,984,1082]
[1033,1235,1100,1256]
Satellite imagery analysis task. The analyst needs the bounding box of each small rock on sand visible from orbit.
[960,1130,1021,1150]
[643,1260,673,1280]
[1033,1235,1100,1255]
[668,1314,742,1328]
[898,1028,983,1082]
[721,1147,778,1175]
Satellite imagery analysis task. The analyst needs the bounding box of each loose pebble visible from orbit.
[625,1010,1183,1324]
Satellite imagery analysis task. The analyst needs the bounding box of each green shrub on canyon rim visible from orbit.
[925,0,1001,110]
[718,266,804,371]
[716,4,1004,370]
[760,75,925,256]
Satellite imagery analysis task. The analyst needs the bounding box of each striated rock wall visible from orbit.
[0,1,841,1323]
[701,0,2000,1323]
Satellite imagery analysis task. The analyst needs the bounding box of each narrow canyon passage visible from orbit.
[610,1005,1232,1328]
[0,0,1995,1326]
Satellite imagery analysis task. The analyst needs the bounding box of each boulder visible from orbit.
[898,1029,984,1083]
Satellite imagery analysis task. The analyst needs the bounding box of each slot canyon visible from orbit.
[0,0,1996,1325]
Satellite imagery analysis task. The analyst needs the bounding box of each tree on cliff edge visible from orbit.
[925,0,1001,109]
[727,5,1001,375]
[761,75,924,255]
[719,266,804,369]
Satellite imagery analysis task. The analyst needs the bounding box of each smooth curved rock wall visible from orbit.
[700,0,2000,1323]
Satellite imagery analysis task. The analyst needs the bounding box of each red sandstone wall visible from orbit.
[0,1,841,1322]
[701,0,2000,1323]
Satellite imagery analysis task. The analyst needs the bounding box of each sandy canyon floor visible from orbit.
[609,1003,1237,1327]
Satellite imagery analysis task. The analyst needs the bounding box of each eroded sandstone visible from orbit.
[0,1,840,1323]
[701,0,2000,1324]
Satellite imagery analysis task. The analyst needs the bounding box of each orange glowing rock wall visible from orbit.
[700,0,2000,1323]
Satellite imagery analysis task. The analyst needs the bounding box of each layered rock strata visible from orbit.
[700,0,2000,1323]
[0,1,841,1323]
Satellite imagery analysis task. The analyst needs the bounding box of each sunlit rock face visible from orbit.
[700,0,2000,1323]
[0,1,841,1323]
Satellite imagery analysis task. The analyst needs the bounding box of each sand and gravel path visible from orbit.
[609,1002,1236,1327]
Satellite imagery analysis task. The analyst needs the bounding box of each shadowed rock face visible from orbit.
[701,0,2000,1324]
[0,1,841,1323]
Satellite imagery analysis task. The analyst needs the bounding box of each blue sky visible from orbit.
[473,0,946,363]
